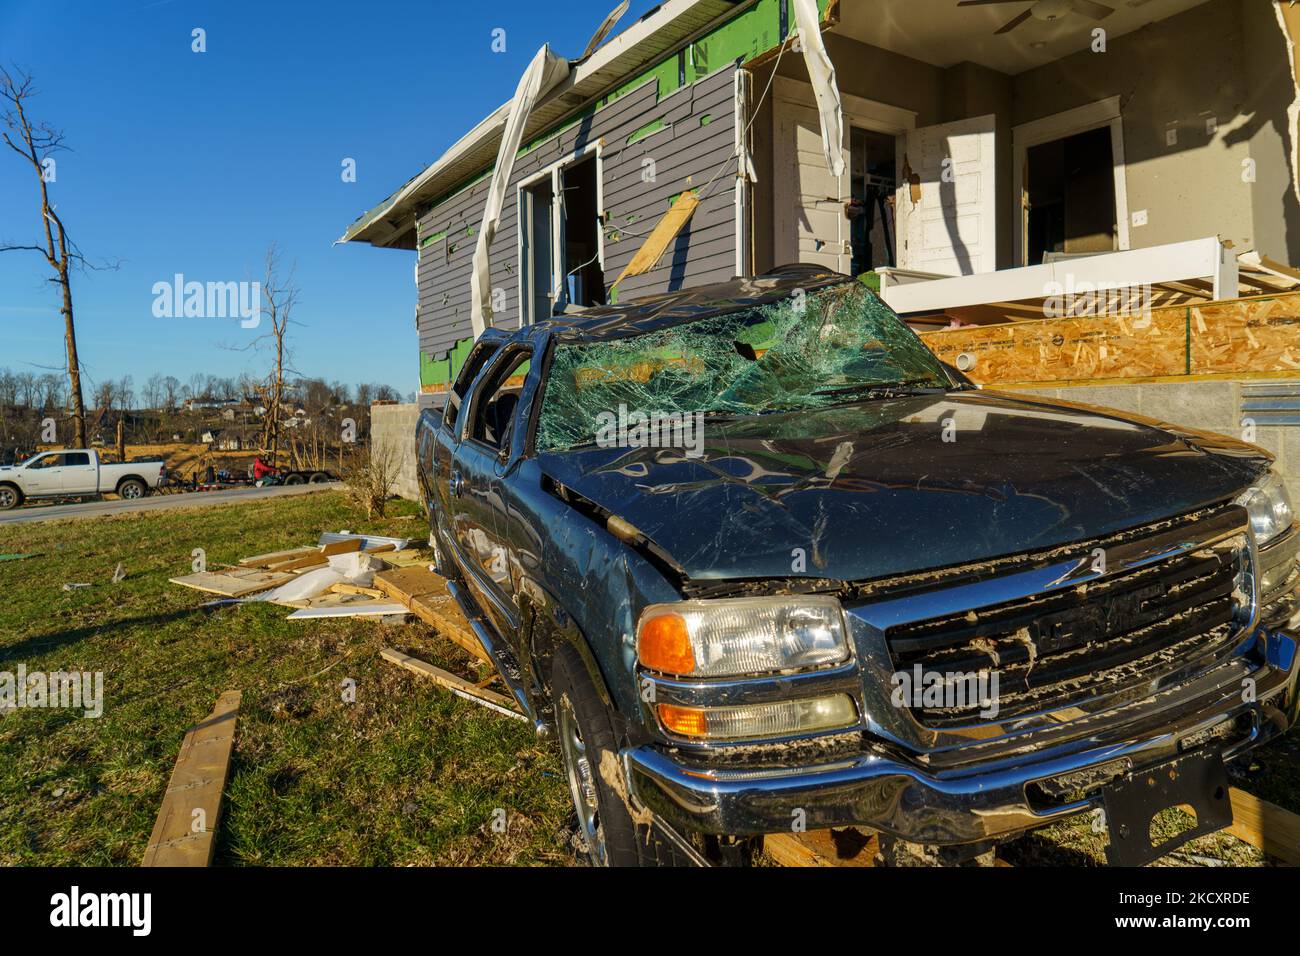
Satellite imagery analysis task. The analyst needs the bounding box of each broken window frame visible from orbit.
[516,142,605,324]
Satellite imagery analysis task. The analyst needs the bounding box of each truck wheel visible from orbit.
[551,647,692,867]
[284,473,306,485]
[309,471,330,483]
[0,484,22,510]
[117,478,146,500]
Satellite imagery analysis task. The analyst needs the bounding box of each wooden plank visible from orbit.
[287,602,409,619]
[1227,788,1300,865]
[320,539,363,556]
[407,593,492,664]
[373,566,450,604]
[381,648,525,720]
[764,828,879,867]
[169,568,295,597]
[378,549,430,568]
[237,546,316,568]
[142,690,241,867]
[329,583,385,598]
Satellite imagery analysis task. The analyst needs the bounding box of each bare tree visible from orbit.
[0,67,106,448]
[249,245,299,461]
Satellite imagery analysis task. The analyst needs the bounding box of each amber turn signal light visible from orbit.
[637,612,696,675]
[657,703,708,738]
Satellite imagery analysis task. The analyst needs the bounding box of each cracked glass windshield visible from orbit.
[536,282,954,451]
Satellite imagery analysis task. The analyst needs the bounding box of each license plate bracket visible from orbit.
[1101,749,1233,867]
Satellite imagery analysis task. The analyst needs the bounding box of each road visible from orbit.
[0,481,344,526]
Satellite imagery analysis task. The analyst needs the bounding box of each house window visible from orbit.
[519,150,604,323]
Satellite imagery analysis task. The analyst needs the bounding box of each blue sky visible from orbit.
[0,0,647,398]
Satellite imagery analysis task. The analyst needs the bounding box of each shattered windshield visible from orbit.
[536,282,953,452]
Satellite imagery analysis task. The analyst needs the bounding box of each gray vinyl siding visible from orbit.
[416,65,740,361]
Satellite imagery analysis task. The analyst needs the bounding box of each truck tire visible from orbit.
[284,473,306,485]
[117,478,147,500]
[308,471,330,483]
[0,484,22,510]
[550,647,692,867]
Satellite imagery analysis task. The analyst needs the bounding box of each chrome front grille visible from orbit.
[867,504,1256,727]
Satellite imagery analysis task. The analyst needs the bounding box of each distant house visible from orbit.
[200,429,219,444]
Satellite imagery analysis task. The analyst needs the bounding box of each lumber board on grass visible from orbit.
[381,648,525,719]
[266,551,329,573]
[330,583,385,598]
[142,690,241,867]
[380,549,431,568]
[238,546,316,568]
[1227,787,1300,864]
[764,829,879,867]
[287,602,409,619]
[408,593,492,664]
[321,539,363,556]
[373,566,449,603]
[169,568,295,597]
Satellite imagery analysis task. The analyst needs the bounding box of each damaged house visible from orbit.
[340,0,1300,485]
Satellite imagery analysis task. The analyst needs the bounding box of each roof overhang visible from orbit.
[338,0,747,249]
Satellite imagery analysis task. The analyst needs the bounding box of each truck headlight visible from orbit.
[637,596,849,678]
[1237,472,1294,545]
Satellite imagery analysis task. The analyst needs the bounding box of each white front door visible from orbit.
[774,95,846,272]
[895,115,997,276]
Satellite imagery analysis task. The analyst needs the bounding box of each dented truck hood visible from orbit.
[536,391,1270,584]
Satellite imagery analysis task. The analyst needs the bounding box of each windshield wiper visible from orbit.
[811,380,948,401]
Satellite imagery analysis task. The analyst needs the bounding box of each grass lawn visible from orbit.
[0,491,572,866]
[1,490,1294,867]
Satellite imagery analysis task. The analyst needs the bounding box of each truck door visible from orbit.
[58,451,97,494]
[452,345,532,638]
[19,452,65,496]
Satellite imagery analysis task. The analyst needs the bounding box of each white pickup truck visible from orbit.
[0,449,166,509]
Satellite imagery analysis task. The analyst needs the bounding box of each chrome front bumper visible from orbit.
[625,628,1299,844]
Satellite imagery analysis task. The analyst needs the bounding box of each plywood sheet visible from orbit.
[169,568,295,597]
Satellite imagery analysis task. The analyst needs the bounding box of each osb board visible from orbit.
[920,292,1300,385]
[169,568,295,597]
[142,690,241,867]
[1191,297,1300,374]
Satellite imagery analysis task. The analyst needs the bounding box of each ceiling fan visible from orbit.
[956,0,1116,35]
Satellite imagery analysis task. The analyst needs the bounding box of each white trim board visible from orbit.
[880,236,1238,315]
[1012,95,1130,266]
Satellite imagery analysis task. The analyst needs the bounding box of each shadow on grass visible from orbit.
[0,604,209,663]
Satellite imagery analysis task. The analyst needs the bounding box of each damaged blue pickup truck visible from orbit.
[416,266,1300,867]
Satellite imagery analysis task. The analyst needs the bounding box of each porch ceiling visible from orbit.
[831,0,1213,75]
